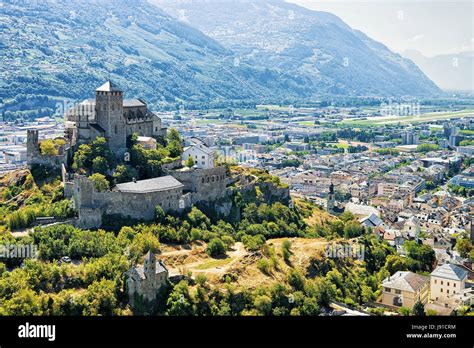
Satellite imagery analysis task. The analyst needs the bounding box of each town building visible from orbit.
[429,263,469,302]
[182,143,216,169]
[381,271,429,309]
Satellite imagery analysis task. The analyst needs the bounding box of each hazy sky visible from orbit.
[290,0,473,57]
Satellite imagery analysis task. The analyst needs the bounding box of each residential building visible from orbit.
[430,263,468,302]
[182,143,215,169]
[381,271,429,309]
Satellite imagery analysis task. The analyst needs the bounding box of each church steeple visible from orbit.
[327,182,335,213]
[143,251,156,279]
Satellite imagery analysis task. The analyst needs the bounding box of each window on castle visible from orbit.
[202,178,204,184]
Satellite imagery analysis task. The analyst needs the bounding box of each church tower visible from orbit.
[143,251,156,282]
[95,81,127,154]
[327,182,335,213]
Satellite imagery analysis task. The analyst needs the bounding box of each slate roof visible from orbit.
[185,143,215,156]
[96,81,122,92]
[360,213,383,227]
[123,98,146,107]
[89,123,105,133]
[430,263,469,281]
[129,251,168,281]
[156,260,168,274]
[382,271,428,292]
[115,175,183,193]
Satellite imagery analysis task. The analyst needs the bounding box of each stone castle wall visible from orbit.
[168,166,227,204]
[73,175,188,229]
[26,130,69,169]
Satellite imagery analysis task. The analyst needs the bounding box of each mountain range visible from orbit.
[402,50,473,92]
[0,0,441,120]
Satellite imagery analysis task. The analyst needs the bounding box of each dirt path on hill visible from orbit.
[161,242,248,276]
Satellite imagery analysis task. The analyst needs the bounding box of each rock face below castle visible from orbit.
[64,81,165,155]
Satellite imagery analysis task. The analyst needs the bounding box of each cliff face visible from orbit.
[196,177,291,223]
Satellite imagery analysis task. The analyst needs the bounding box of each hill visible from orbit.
[1,0,441,121]
[402,49,474,92]
[0,0,306,120]
[157,0,441,98]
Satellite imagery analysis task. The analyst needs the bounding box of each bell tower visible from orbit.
[95,81,127,155]
[143,251,156,281]
[327,182,336,213]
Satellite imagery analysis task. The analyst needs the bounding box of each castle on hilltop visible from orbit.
[26,81,234,229]
[64,81,165,154]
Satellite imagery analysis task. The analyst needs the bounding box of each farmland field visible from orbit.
[339,109,474,126]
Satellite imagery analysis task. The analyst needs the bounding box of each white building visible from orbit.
[182,143,215,169]
[429,263,469,302]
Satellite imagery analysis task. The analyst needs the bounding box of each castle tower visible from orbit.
[95,81,127,154]
[327,182,335,213]
[26,129,39,164]
[143,251,156,281]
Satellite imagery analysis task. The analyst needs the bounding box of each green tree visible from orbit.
[113,165,136,184]
[166,281,194,315]
[39,139,58,155]
[155,205,165,223]
[92,156,109,175]
[254,295,272,315]
[339,211,355,223]
[166,128,183,158]
[403,241,436,272]
[455,239,472,258]
[412,300,425,316]
[343,221,364,238]
[88,173,109,192]
[81,279,118,316]
[416,143,440,153]
[206,238,227,257]
[167,141,182,158]
[72,144,92,172]
[399,306,411,316]
[282,239,292,263]
[185,155,195,168]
